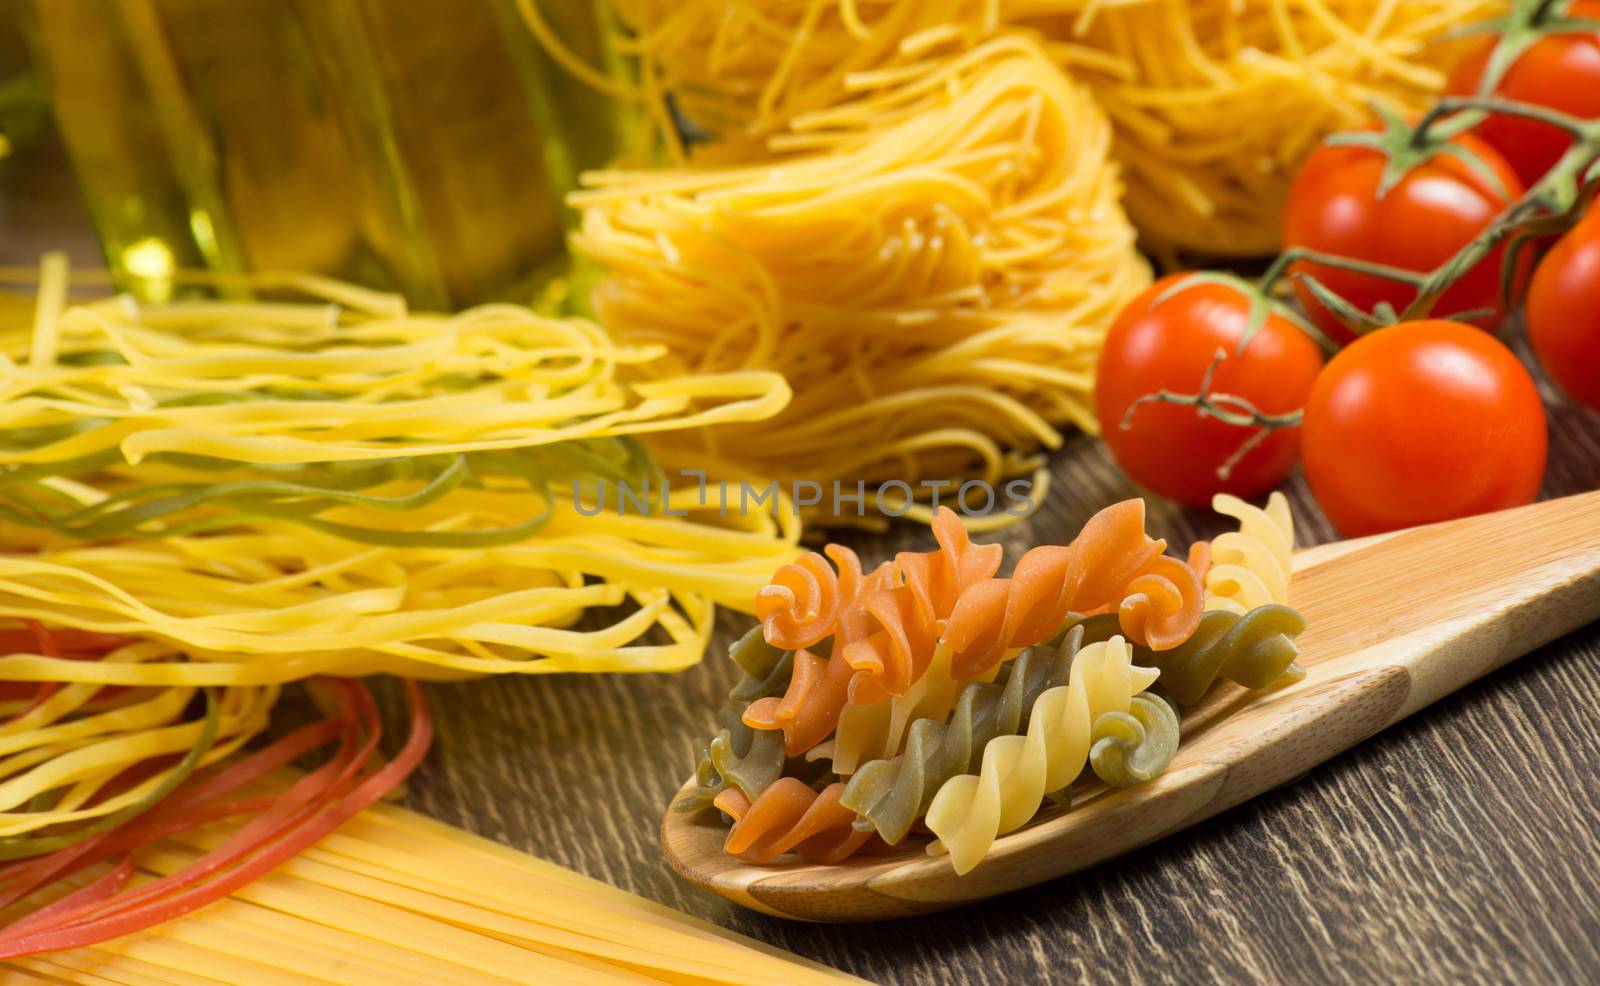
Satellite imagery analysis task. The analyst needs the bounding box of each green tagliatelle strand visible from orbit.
[0,434,662,549]
[0,685,222,861]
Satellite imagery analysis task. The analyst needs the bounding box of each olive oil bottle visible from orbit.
[20,0,633,307]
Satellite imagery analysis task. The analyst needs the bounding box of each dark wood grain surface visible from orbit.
[4,137,1599,986]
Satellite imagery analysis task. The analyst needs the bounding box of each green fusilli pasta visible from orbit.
[1089,692,1181,786]
[840,618,1135,844]
[1132,605,1307,705]
[674,627,793,812]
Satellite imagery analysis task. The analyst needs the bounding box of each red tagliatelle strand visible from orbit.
[5,859,137,936]
[0,680,428,953]
[0,683,378,940]
[13,620,61,719]
[0,677,432,958]
[0,716,347,913]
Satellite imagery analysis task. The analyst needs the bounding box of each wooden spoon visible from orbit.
[662,490,1600,921]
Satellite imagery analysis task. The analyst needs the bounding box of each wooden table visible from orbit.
[5,140,1599,986]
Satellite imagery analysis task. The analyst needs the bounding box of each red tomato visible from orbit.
[1096,274,1324,505]
[1447,1,1600,189]
[1282,131,1525,345]
[1301,321,1547,536]
[1527,209,1600,410]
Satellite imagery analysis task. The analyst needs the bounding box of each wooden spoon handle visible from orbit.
[1287,488,1600,722]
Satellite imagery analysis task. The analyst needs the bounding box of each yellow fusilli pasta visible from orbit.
[823,642,972,775]
[923,635,1158,874]
[1202,492,1295,614]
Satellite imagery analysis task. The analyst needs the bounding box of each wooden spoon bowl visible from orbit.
[663,491,1600,921]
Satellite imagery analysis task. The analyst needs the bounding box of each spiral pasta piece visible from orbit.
[825,697,892,777]
[1201,492,1295,614]
[1089,693,1181,788]
[1131,605,1308,706]
[839,510,1003,704]
[746,510,1000,754]
[811,639,965,777]
[1117,554,1211,652]
[755,551,845,650]
[840,620,1120,844]
[941,499,1204,677]
[725,628,795,702]
[675,707,788,815]
[924,635,1165,874]
[714,779,877,864]
[675,628,793,813]
[742,547,889,756]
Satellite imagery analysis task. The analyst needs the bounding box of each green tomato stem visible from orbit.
[1433,96,1596,137]
[1259,247,1430,296]
[1120,348,1303,481]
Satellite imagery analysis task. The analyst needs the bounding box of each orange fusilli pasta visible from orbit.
[745,511,1001,754]
[942,500,1204,677]
[755,547,855,650]
[714,779,879,864]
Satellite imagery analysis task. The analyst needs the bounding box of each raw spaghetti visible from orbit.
[571,36,1149,526]
[532,0,1503,255]
[0,256,800,687]
[2,780,861,983]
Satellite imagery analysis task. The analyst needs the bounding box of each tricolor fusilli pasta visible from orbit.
[924,635,1173,874]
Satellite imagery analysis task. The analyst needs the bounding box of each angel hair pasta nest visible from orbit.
[545,0,1502,256]
[569,36,1150,524]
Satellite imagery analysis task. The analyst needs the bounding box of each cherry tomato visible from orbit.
[1447,1,1600,189]
[1282,131,1525,345]
[1096,274,1325,506]
[1301,320,1546,536]
[1527,209,1600,410]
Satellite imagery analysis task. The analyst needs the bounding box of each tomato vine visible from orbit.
[1114,0,1600,485]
